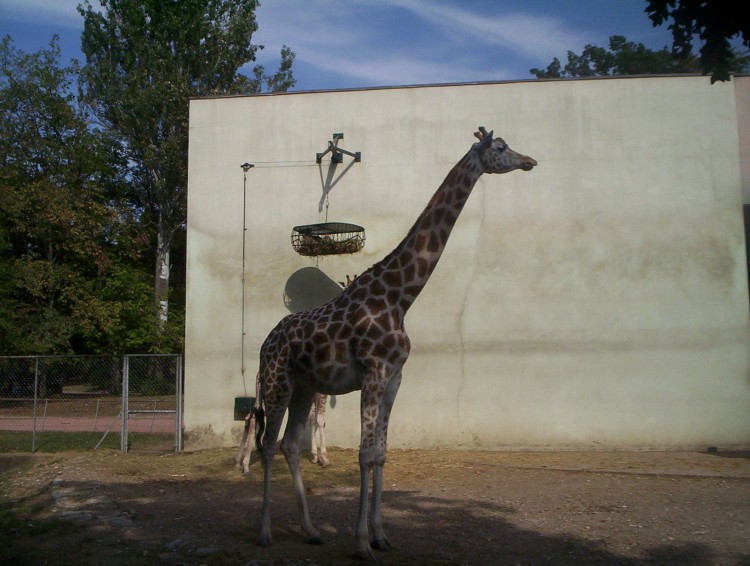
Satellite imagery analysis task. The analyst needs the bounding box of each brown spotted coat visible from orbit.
[254,127,537,558]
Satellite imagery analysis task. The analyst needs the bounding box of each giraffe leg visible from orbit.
[280,387,321,544]
[258,402,286,548]
[238,371,261,474]
[370,370,401,551]
[309,402,319,464]
[318,416,331,468]
[354,448,374,561]
[354,371,388,561]
[370,463,391,551]
[242,413,256,475]
[243,372,260,474]
[316,406,330,467]
[235,414,250,470]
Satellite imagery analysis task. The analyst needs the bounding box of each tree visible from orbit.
[646,0,750,83]
[0,36,148,354]
[530,35,701,79]
[77,0,295,332]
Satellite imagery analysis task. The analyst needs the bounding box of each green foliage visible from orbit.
[1,37,120,353]
[530,35,702,78]
[0,1,291,355]
[532,4,750,82]
[0,37,171,355]
[646,0,750,83]
[77,0,295,326]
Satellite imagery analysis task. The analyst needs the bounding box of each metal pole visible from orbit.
[150,399,157,433]
[32,357,38,453]
[121,356,129,452]
[175,354,183,452]
[240,163,254,396]
[93,399,100,433]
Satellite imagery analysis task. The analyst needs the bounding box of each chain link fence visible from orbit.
[0,354,182,453]
[121,354,183,453]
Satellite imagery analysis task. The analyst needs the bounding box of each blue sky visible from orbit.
[0,0,679,91]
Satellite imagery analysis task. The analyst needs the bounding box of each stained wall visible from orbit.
[185,76,750,450]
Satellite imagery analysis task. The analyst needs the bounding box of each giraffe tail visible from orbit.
[254,383,266,462]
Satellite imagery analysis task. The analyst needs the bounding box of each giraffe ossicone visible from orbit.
[252,127,536,559]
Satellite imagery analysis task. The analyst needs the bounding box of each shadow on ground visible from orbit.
[2,448,749,565]
[0,478,739,565]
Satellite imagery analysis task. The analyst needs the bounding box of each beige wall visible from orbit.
[736,76,750,203]
[185,76,750,451]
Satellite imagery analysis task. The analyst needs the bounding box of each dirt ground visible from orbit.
[1,447,749,565]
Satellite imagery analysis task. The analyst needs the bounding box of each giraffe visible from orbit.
[235,372,262,474]
[235,373,329,474]
[235,403,260,474]
[308,391,329,466]
[253,127,536,559]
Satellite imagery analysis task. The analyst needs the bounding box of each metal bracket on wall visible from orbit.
[316,132,361,164]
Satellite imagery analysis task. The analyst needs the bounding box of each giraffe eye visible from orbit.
[494,139,506,152]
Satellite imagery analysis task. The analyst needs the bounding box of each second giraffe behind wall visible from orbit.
[236,275,358,473]
[235,373,329,474]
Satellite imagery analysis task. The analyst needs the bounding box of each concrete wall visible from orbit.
[736,77,750,203]
[185,76,750,451]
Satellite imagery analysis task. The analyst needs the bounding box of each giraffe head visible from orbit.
[473,126,537,174]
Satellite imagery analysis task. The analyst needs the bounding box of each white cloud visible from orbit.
[300,49,513,86]
[386,0,586,61]
[253,0,524,87]
[253,0,363,53]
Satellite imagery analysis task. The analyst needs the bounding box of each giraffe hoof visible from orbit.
[371,537,392,551]
[306,535,323,545]
[352,548,375,562]
[319,457,330,468]
[257,535,271,548]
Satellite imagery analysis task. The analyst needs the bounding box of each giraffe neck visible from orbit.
[352,148,484,315]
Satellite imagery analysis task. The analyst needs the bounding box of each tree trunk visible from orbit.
[155,217,171,329]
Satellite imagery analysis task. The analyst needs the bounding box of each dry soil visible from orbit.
[1,448,749,565]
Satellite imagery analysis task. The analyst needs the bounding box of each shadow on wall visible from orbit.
[283,266,343,314]
[282,266,344,412]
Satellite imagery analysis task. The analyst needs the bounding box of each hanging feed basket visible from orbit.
[291,222,365,257]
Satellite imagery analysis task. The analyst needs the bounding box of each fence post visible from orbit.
[121,356,129,452]
[32,357,39,453]
[93,399,100,433]
[176,354,183,452]
[41,399,48,432]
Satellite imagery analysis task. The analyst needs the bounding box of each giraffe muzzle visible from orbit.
[520,157,538,171]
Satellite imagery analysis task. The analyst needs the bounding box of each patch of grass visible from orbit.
[0,431,121,452]
[0,431,175,453]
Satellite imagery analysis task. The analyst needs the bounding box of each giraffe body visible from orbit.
[254,128,536,559]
